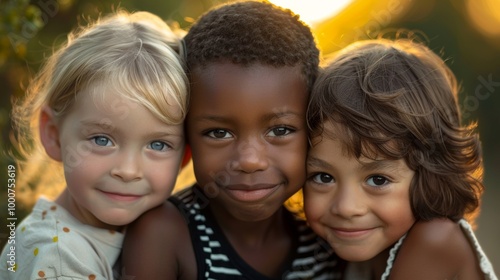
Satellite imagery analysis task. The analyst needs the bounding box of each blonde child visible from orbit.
[304,39,497,279]
[0,10,189,279]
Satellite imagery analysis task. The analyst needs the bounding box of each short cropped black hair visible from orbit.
[184,0,319,91]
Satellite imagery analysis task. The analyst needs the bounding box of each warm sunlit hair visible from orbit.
[308,39,483,224]
[184,0,319,92]
[11,10,188,207]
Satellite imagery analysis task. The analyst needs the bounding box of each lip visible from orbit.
[100,190,142,202]
[328,226,376,239]
[224,184,280,202]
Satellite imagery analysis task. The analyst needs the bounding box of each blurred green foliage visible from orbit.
[0,0,42,62]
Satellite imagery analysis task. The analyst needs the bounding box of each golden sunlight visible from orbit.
[466,0,500,37]
[268,0,354,26]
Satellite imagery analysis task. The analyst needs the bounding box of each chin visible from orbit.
[335,249,375,262]
[98,211,137,227]
[330,244,375,262]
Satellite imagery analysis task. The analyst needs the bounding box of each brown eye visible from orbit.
[312,173,334,184]
[273,127,287,136]
[367,175,389,188]
[207,129,231,139]
[268,126,293,137]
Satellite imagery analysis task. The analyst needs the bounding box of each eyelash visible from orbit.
[307,172,393,189]
[309,172,334,184]
[268,126,295,137]
[204,126,295,139]
[147,141,171,152]
[366,175,391,188]
[90,136,172,152]
[91,136,113,147]
[205,129,232,139]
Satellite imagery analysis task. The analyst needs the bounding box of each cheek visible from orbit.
[387,209,415,243]
[192,147,229,184]
[304,192,330,239]
[381,191,415,234]
[394,201,415,228]
[63,155,104,186]
[304,189,328,223]
[60,138,103,176]
[148,159,182,190]
[277,139,307,177]
[149,169,173,189]
[284,152,306,174]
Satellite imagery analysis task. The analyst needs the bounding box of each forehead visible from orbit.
[314,120,402,160]
[189,62,307,115]
[67,84,138,121]
[191,62,305,93]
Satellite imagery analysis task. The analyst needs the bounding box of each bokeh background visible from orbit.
[1,0,498,272]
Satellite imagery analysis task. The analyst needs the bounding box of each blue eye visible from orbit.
[92,136,112,147]
[207,129,232,139]
[149,141,169,151]
[312,173,334,184]
[268,126,293,137]
[367,175,390,187]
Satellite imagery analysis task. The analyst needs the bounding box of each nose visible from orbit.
[330,184,368,219]
[111,151,142,182]
[230,137,269,173]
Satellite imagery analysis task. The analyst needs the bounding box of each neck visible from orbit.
[209,202,290,247]
[371,248,391,279]
[209,202,296,279]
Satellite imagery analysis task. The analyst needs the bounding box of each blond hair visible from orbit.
[12,10,188,206]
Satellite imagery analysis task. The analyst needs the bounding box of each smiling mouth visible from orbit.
[329,227,376,239]
[100,191,142,202]
[225,184,280,202]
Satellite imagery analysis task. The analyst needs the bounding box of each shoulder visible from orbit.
[131,198,187,229]
[406,218,460,247]
[123,200,190,251]
[389,219,482,279]
[122,200,195,279]
[1,215,113,279]
[404,219,476,262]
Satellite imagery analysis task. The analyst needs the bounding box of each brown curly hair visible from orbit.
[308,39,483,223]
[184,0,319,91]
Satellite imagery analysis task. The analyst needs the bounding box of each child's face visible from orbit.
[53,87,185,228]
[304,122,415,262]
[187,62,308,221]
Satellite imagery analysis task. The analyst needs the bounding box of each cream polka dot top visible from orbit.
[0,198,123,279]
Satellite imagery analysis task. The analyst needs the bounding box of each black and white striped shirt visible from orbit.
[169,186,345,280]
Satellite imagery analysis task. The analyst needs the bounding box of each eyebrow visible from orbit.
[195,111,302,123]
[307,155,401,172]
[263,111,302,122]
[359,159,401,172]
[146,131,184,139]
[80,120,115,131]
[307,156,333,169]
[79,120,183,138]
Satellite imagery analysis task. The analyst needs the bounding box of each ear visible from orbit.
[39,106,62,161]
[180,144,191,168]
